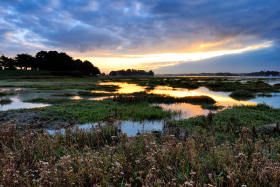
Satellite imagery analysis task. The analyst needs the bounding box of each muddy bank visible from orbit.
[0,112,76,130]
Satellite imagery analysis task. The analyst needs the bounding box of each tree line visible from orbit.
[109,69,154,76]
[0,51,100,76]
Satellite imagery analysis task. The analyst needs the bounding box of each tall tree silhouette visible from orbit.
[0,55,16,70]
[82,61,101,76]
[15,54,36,70]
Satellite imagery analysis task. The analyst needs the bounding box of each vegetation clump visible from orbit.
[201,104,224,110]
[0,92,16,97]
[229,89,256,100]
[0,98,12,105]
[23,98,181,122]
[112,92,216,104]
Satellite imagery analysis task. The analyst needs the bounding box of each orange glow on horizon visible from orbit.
[75,41,272,73]
[92,82,256,107]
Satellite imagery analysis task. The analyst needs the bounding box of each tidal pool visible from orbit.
[0,96,50,111]
[0,88,54,111]
[95,82,280,108]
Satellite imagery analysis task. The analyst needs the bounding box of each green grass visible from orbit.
[52,93,77,97]
[1,109,280,186]
[171,103,280,143]
[111,92,216,104]
[0,92,16,97]
[0,83,120,91]
[201,104,224,110]
[229,89,256,100]
[22,98,181,122]
[0,98,12,105]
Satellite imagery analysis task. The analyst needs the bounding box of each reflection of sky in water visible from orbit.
[1,80,280,135]
[47,120,163,137]
[0,96,50,111]
[99,82,147,93]
[95,82,280,108]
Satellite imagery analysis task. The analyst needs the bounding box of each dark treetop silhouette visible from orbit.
[109,69,154,76]
[0,51,101,76]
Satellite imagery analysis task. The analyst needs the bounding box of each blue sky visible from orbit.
[0,0,279,73]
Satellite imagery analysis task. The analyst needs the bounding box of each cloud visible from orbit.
[0,0,279,58]
[153,45,280,73]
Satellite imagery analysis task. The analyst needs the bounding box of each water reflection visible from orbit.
[95,82,258,107]
[0,96,50,111]
[47,120,163,137]
[99,82,147,93]
[155,103,211,119]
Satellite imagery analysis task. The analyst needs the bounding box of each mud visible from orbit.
[0,112,76,130]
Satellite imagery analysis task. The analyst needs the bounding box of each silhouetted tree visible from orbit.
[0,55,16,70]
[126,69,132,76]
[109,71,117,76]
[82,60,101,76]
[15,54,36,70]
[75,59,83,72]
[148,70,154,76]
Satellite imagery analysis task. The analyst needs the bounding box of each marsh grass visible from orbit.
[23,98,181,122]
[112,92,216,104]
[0,98,12,105]
[172,104,280,143]
[52,93,77,97]
[0,92,16,97]
[201,104,224,110]
[1,112,280,186]
[229,90,256,101]
[0,83,120,92]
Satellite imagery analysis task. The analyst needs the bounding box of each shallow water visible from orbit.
[1,80,280,135]
[0,96,50,111]
[96,82,280,108]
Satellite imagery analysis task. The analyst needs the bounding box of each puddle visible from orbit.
[0,95,50,111]
[46,120,164,137]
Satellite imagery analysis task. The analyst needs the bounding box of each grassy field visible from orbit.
[22,98,181,122]
[1,104,280,186]
[0,71,280,186]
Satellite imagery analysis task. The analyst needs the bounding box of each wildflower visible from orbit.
[184,181,193,186]
[190,171,196,175]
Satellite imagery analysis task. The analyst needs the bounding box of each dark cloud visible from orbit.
[0,0,280,56]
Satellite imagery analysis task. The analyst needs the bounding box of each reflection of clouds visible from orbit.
[71,96,83,100]
[99,82,147,93]
[0,96,50,111]
[157,103,210,119]
[151,86,256,106]
[96,83,257,107]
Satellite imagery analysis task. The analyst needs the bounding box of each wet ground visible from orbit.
[1,78,280,135]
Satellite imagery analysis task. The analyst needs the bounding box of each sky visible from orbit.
[0,0,279,74]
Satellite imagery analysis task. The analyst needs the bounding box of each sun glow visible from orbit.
[76,41,272,73]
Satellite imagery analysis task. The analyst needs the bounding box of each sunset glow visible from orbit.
[77,41,272,73]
